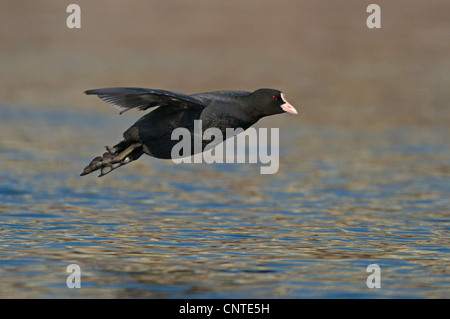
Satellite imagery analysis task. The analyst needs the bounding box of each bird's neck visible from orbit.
[240,95,267,122]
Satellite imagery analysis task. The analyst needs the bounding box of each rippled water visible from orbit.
[0,104,449,298]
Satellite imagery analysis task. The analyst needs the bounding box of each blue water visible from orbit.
[0,104,449,298]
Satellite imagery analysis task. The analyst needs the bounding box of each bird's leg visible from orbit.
[80,142,143,177]
[110,143,141,163]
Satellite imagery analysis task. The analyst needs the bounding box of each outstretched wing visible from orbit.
[190,90,251,104]
[85,87,204,114]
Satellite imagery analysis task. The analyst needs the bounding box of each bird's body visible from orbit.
[81,87,297,177]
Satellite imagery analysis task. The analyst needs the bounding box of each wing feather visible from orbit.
[85,87,204,114]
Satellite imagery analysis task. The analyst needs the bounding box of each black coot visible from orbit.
[81,87,297,177]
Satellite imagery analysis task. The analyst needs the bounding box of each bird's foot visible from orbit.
[80,143,142,177]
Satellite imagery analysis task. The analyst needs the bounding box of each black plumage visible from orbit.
[81,87,297,177]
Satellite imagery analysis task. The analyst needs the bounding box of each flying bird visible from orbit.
[80,87,297,177]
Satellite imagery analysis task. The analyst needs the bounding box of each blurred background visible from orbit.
[0,0,449,298]
[1,0,448,126]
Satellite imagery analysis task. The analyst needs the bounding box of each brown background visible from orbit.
[0,0,448,128]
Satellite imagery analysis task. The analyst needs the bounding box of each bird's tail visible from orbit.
[80,141,143,177]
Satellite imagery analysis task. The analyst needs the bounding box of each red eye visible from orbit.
[272,96,277,100]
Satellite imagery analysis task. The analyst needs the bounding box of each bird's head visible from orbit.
[249,88,298,118]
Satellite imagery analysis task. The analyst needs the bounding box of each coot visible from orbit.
[81,87,297,177]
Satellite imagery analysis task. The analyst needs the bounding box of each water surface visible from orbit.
[0,104,449,298]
